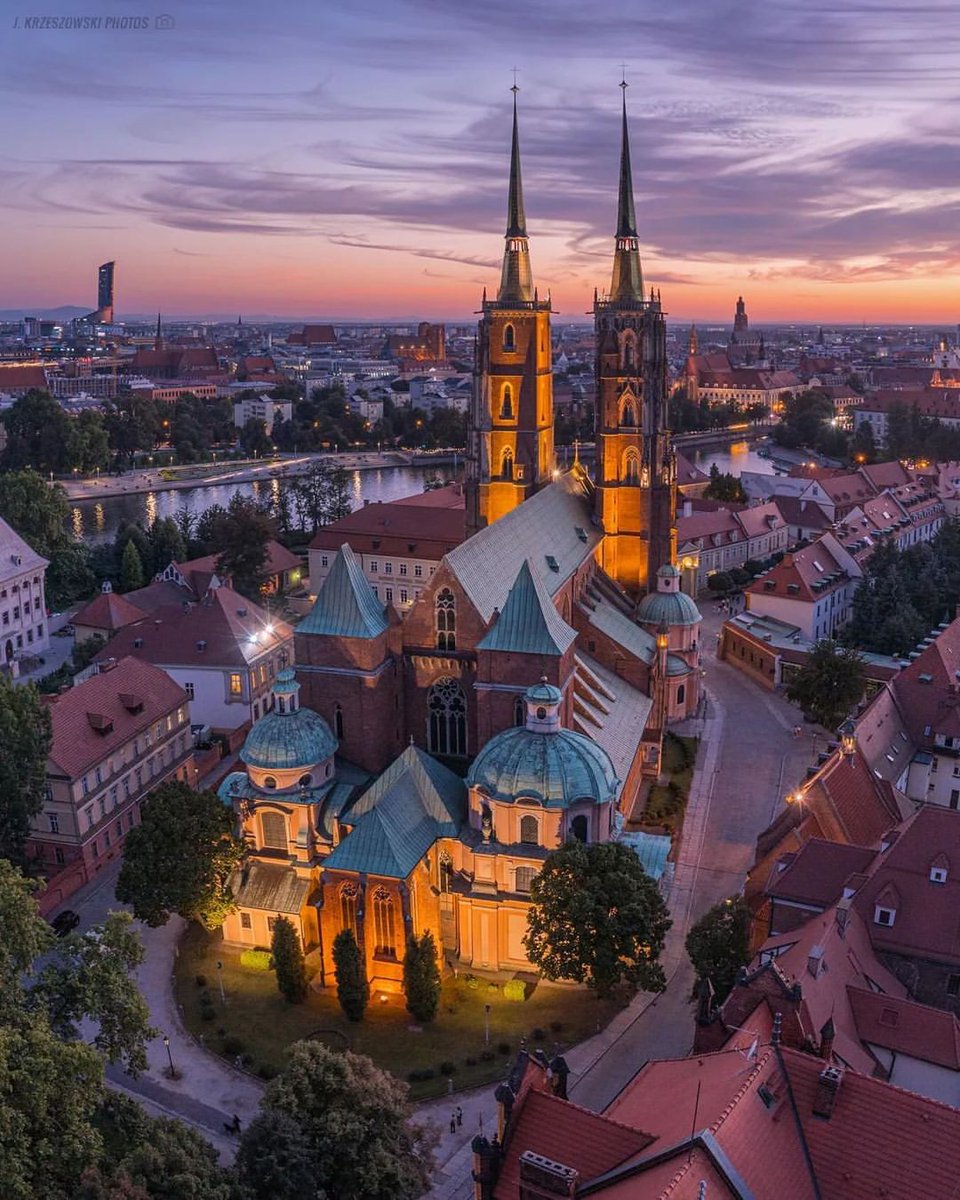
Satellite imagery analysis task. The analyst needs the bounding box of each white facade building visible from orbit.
[0,516,50,669]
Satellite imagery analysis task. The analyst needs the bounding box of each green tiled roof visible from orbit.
[324,745,466,879]
[477,559,577,656]
[299,543,388,638]
[618,830,671,882]
[636,589,701,628]
[467,724,619,808]
[445,474,600,622]
[240,702,338,771]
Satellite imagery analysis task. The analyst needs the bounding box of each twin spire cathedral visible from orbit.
[464,85,676,596]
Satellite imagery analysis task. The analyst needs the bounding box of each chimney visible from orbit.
[807,945,824,978]
[820,1017,836,1060]
[518,1151,579,1199]
[812,1064,843,1119]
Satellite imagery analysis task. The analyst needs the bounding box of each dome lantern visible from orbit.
[524,676,562,734]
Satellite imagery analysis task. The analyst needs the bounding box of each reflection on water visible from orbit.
[70,465,463,543]
[690,440,776,479]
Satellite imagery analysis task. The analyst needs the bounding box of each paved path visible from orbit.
[52,859,264,1160]
[425,607,821,1195]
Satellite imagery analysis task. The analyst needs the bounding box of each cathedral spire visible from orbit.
[497,86,534,303]
[609,81,644,303]
[154,312,163,351]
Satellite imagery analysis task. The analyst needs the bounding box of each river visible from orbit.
[70,440,776,544]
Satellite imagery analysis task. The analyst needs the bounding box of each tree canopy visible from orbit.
[212,492,275,598]
[0,674,52,863]
[271,915,308,1004]
[785,639,865,730]
[402,931,441,1023]
[524,840,671,997]
[115,782,245,929]
[237,1041,435,1200]
[332,928,368,1022]
[685,896,751,1004]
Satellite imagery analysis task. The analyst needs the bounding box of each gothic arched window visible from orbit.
[513,695,525,727]
[622,403,637,428]
[520,814,539,845]
[501,448,514,480]
[260,810,286,851]
[503,324,516,352]
[622,450,641,483]
[339,882,358,937]
[428,676,467,756]
[436,589,456,651]
[500,385,514,420]
[373,887,397,958]
[622,333,637,371]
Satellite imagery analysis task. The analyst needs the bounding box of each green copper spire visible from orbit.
[498,85,534,302]
[609,80,644,302]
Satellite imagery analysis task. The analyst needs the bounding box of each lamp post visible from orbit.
[484,1003,491,1047]
[216,960,226,1005]
[162,1035,179,1080]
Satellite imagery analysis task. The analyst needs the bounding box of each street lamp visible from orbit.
[216,960,226,1005]
[484,1003,491,1047]
[162,1035,180,1080]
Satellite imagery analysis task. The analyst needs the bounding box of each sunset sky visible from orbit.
[2,0,960,323]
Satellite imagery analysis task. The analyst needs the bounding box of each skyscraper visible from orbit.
[82,260,115,324]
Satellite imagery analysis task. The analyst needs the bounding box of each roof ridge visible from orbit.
[781,1043,960,1116]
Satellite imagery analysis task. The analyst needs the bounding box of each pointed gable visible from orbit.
[299,543,388,638]
[477,559,577,656]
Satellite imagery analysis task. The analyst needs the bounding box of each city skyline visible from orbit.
[2,0,960,322]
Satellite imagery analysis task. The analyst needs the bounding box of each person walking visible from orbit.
[450,1112,457,1135]
[456,1106,463,1128]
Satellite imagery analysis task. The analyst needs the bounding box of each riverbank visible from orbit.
[60,449,462,503]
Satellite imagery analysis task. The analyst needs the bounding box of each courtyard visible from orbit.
[175,923,624,1100]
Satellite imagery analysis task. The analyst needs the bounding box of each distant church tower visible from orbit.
[465,89,555,538]
[593,85,676,595]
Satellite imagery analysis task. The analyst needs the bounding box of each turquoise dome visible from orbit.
[467,726,619,808]
[240,670,338,771]
[636,588,701,628]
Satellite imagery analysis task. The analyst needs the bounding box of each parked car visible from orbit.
[50,910,80,937]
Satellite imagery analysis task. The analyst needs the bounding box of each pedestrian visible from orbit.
[232,1114,242,1134]
[456,1106,463,1128]
[450,1113,457,1135]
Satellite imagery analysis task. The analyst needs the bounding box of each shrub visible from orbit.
[487,982,499,993]
[223,1035,245,1056]
[257,1064,278,1081]
[403,931,441,1024]
[240,949,272,972]
[707,571,733,593]
[497,1041,511,1055]
[195,974,208,988]
[503,979,526,1002]
[332,928,369,1022]
[271,915,308,1004]
[465,1056,478,1067]
[200,1005,216,1021]
[549,1020,563,1034]
[407,1068,437,1083]
[439,1061,456,1076]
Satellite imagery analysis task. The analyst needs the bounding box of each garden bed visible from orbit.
[633,733,698,836]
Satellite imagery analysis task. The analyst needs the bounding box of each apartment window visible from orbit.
[81,776,89,796]
[104,828,111,848]
[874,906,896,927]
[126,810,135,830]
[385,588,393,603]
[370,560,378,573]
[230,673,242,696]
[384,562,392,575]
[135,768,143,791]
[54,847,65,866]
[49,813,59,833]
[267,917,278,934]
[240,912,252,930]
[515,867,537,893]
[399,563,407,576]
[321,555,329,568]
[952,789,960,810]
[400,589,408,604]
[110,786,118,809]
[415,564,423,578]
[184,682,195,701]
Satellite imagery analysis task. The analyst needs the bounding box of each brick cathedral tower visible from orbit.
[465,88,555,538]
[593,84,676,595]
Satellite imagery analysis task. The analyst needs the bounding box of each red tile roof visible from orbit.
[888,619,960,747]
[847,986,960,1070]
[72,589,146,632]
[853,805,960,968]
[309,494,466,559]
[46,656,186,780]
[493,1089,653,1200]
[783,1045,960,1200]
[0,363,48,391]
[747,533,856,603]
[179,540,301,585]
[766,839,877,907]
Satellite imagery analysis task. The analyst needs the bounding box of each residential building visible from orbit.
[0,515,49,669]
[854,387,960,445]
[745,532,862,641]
[28,656,193,891]
[677,499,788,590]
[232,392,292,430]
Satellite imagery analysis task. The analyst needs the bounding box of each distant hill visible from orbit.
[0,306,90,321]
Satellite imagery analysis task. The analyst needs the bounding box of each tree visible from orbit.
[236,1041,435,1200]
[0,861,175,1200]
[116,782,245,929]
[0,674,52,863]
[704,464,746,503]
[1,389,79,474]
[233,1109,316,1200]
[685,896,751,1004]
[332,928,368,1022]
[240,417,273,458]
[120,539,145,593]
[212,492,274,598]
[272,916,308,1003]
[785,639,865,729]
[0,470,95,607]
[403,930,441,1023]
[289,461,352,535]
[147,517,186,571]
[524,841,671,997]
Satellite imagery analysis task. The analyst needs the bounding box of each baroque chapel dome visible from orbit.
[240,669,338,771]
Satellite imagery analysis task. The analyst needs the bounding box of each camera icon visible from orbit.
[155,13,175,29]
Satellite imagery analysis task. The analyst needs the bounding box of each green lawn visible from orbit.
[638,733,698,835]
[174,924,624,1100]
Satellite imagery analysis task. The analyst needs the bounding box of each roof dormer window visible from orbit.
[874,905,896,927]
[931,866,948,884]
